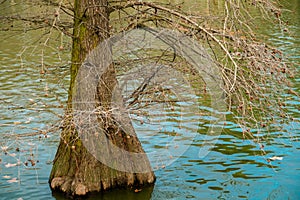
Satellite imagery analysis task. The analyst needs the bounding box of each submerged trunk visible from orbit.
[49,0,155,196]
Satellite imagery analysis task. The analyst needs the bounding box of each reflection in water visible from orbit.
[52,187,154,200]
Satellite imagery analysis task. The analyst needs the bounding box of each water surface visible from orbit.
[0,1,299,200]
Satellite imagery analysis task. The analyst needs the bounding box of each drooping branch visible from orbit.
[110,1,240,91]
[108,0,297,136]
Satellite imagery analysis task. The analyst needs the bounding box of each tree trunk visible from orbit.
[49,0,155,196]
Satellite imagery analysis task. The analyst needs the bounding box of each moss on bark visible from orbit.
[49,0,155,196]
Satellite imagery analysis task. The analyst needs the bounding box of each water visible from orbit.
[0,1,299,200]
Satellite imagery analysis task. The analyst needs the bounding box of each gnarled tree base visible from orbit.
[49,134,155,196]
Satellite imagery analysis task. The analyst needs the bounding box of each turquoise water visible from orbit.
[0,1,299,200]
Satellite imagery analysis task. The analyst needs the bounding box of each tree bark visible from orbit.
[49,0,155,196]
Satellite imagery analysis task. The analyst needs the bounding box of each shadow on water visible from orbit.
[52,186,154,200]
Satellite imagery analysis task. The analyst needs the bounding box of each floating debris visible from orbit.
[1,146,8,151]
[28,159,36,166]
[5,163,17,168]
[9,153,17,157]
[14,121,21,125]
[269,156,283,161]
[7,178,18,183]
[134,189,142,193]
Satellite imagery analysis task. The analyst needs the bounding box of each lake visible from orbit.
[0,0,299,199]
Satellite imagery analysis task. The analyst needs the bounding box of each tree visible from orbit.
[48,0,155,196]
[0,0,297,198]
